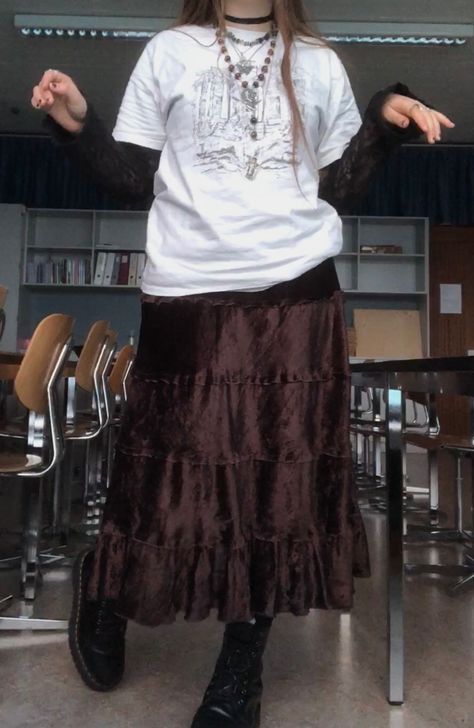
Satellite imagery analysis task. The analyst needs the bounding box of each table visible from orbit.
[351,356,474,705]
[0,351,76,380]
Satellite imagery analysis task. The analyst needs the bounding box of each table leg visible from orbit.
[386,386,404,704]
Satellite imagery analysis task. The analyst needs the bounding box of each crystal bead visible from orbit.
[250,116,258,124]
[224,55,231,62]
[262,66,268,73]
[253,81,259,88]
[217,37,224,44]
[250,131,258,139]
[242,81,248,88]
[270,40,276,47]
[235,72,241,80]
[229,64,235,72]
[265,57,271,64]
[268,49,274,56]
[258,73,265,81]
[221,45,227,52]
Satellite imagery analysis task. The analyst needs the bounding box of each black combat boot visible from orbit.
[68,549,127,691]
[191,616,273,728]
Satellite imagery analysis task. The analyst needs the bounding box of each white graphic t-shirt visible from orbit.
[112,24,362,295]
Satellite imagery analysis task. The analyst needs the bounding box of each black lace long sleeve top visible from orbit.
[41,82,430,213]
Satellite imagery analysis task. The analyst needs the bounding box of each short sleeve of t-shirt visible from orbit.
[112,37,167,151]
[316,50,362,169]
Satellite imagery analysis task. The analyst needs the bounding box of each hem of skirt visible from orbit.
[129,369,351,386]
[114,444,353,464]
[88,532,371,628]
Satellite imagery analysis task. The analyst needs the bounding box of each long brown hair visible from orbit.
[169,1,332,186]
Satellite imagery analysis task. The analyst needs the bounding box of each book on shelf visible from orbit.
[360,245,403,254]
[94,252,107,285]
[110,253,121,285]
[117,253,130,285]
[26,254,91,285]
[136,253,146,287]
[128,252,139,286]
[93,250,145,286]
[102,252,116,285]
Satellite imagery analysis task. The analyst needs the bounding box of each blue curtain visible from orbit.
[1,134,473,223]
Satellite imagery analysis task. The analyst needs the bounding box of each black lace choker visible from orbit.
[224,13,274,25]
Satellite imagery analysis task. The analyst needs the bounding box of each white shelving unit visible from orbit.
[335,215,429,354]
[16,208,429,351]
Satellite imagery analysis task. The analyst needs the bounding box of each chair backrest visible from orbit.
[14,313,75,413]
[75,320,109,392]
[108,345,135,397]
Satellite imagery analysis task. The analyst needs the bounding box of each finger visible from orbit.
[39,69,64,93]
[429,111,442,141]
[421,109,437,143]
[31,85,44,109]
[45,78,69,97]
[31,85,54,110]
[409,106,436,143]
[383,107,411,129]
[432,110,456,129]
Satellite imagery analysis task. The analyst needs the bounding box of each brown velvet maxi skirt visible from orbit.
[88,258,371,626]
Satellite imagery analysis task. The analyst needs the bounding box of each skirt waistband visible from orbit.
[141,258,340,307]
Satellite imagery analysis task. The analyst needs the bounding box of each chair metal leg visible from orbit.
[0,594,13,611]
[21,477,43,601]
[386,386,405,705]
[0,599,67,631]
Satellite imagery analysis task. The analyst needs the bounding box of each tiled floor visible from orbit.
[1,456,473,728]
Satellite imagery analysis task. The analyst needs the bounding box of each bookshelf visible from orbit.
[23,209,147,288]
[14,208,429,351]
[334,215,430,354]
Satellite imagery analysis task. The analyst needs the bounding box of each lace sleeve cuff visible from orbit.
[41,101,106,148]
[365,81,434,144]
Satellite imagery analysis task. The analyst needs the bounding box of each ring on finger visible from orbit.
[411,102,427,113]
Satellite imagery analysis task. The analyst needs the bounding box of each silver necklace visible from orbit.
[216,23,279,180]
[226,35,266,77]
[225,29,270,47]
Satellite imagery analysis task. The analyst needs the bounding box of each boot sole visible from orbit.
[68,549,123,692]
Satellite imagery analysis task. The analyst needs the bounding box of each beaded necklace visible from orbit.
[215,22,279,179]
[225,29,271,47]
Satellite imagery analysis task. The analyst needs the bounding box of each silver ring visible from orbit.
[411,102,429,113]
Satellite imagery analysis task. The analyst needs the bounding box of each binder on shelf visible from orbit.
[128,252,139,286]
[117,253,130,285]
[94,251,107,285]
[111,253,121,285]
[102,252,116,286]
[136,253,146,287]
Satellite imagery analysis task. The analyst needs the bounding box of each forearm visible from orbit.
[42,102,161,204]
[318,82,430,214]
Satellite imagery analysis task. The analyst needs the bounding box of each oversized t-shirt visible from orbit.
[112,24,362,295]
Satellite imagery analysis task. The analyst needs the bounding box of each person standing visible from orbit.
[32,1,454,725]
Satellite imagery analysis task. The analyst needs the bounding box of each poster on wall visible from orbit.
[440,283,462,314]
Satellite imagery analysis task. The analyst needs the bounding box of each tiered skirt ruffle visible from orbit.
[88,267,371,626]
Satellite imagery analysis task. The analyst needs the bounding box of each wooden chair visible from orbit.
[0,313,74,630]
[53,322,116,542]
[403,393,474,593]
[109,344,135,407]
[104,344,135,490]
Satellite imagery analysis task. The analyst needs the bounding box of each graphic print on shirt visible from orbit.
[192,60,310,178]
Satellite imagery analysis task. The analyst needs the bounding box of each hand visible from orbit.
[31,69,88,134]
[381,93,455,144]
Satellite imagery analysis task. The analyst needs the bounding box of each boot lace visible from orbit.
[94,599,126,641]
